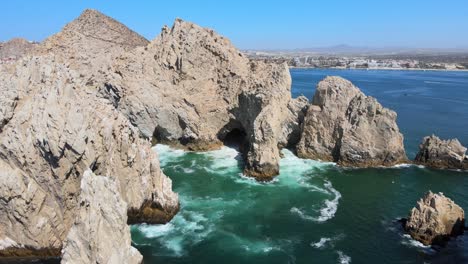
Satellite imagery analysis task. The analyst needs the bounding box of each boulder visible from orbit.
[415,135,468,170]
[61,170,142,264]
[404,191,465,245]
[297,76,407,167]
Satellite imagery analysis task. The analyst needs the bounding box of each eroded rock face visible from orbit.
[297,76,407,166]
[61,170,142,264]
[112,19,292,179]
[415,135,468,170]
[0,53,177,258]
[36,9,149,80]
[0,38,37,60]
[404,191,465,246]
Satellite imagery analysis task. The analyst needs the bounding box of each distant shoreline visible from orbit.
[289,66,468,72]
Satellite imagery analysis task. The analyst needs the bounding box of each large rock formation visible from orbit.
[404,191,465,246]
[36,9,149,79]
[297,76,407,167]
[111,18,293,180]
[0,38,37,60]
[61,170,142,264]
[415,135,468,170]
[0,11,178,259]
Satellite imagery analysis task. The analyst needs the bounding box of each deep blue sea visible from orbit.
[131,69,468,264]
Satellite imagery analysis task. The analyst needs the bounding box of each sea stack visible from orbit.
[415,135,468,170]
[296,76,407,166]
[404,191,465,246]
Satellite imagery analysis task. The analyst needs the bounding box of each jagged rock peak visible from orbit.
[404,191,465,246]
[415,135,468,170]
[297,76,407,167]
[56,9,148,49]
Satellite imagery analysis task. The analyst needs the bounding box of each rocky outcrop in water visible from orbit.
[297,76,407,166]
[61,170,142,264]
[415,135,468,170]
[404,191,465,246]
[111,18,292,180]
[0,10,178,259]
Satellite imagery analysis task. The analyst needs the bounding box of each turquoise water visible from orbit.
[131,69,468,264]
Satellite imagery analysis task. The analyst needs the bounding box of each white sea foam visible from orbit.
[290,207,316,221]
[391,163,413,168]
[153,144,187,166]
[311,237,332,249]
[317,181,342,222]
[135,209,214,256]
[290,180,341,222]
[136,223,174,238]
[401,234,431,249]
[337,251,352,264]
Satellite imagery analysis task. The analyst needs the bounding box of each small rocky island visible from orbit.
[415,135,468,170]
[404,191,465,246]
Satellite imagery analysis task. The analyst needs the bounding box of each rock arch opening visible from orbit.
[218,121,248,153]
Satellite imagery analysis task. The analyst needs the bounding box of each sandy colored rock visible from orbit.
[61,170,142,264]
[297,76,407,166]
[404,191,465,245]
[35,9,148,80]
[0,38,37,60]
[112,18,292,180]
[415,135,468,170]
[0,55,177,257]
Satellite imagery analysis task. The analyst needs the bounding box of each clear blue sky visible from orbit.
[1,0,467,49]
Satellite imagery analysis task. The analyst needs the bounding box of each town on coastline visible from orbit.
[245,50,468,70]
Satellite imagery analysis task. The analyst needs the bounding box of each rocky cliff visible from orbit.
[404,191,465,245]
[297,76,407,167]
[111,18,293,180]
[415,135,468,170]
[0,10,178,259]
[61,170,142,264]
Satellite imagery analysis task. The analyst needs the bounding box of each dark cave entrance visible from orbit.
[223,128,247,148]
[218,121,248,153]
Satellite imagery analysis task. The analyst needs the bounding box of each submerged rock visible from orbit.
[61,170,142,264]
[297,76,407,167]
[404,191,465,246]
[415,135,468,170]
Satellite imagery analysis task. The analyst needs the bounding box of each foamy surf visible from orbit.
[311,237,332,249]
[291,180,341,222]
[153,144,187,166]
[337,251,352,264]
[133,209,214,257]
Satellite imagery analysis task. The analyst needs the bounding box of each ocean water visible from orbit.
[131,69,468,264]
